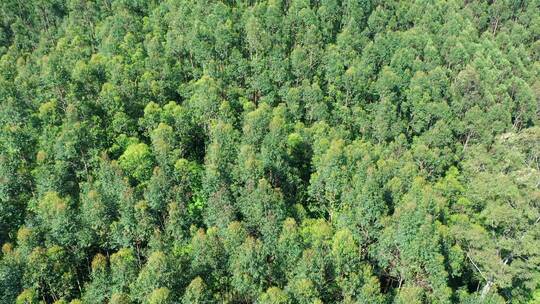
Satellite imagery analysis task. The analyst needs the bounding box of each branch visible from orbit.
[467,252,487,281]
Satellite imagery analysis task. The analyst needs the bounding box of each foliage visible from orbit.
[0,0,538,303]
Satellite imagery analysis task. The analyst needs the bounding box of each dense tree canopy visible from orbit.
[0,0,539,303]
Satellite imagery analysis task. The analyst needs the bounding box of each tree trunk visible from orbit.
[480,279,493,300]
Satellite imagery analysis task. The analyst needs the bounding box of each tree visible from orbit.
[82,254,110,304]
[236,178,285,247]
[118,142,155,184]
[23,246,78,302]
[230,237,267,302]
[15,288,39,304]
[286,278,321,304]
[110,248,138,295]
[375,178,452,303]
[182,277,212,304]
[258,287,289,304]
[452,127,540,301]
[189,227,227,293]
[132,251,174,302]
[203,120,239,229]
[148,287,172,304]
[34,191,78,247]
[0,244,22,303]
[275,218,303,284]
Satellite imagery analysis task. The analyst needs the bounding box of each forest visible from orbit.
[0,0,539,303]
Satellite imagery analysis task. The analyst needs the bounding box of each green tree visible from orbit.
[258,286,289,304]
[452,127,540,301]
[0,244,22,303]
[182,277,212,304]
[110,248,138,295]
[230,237,267,302]
[82,254,111,304]
[118,142,155,184]
[132,251,174,302]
